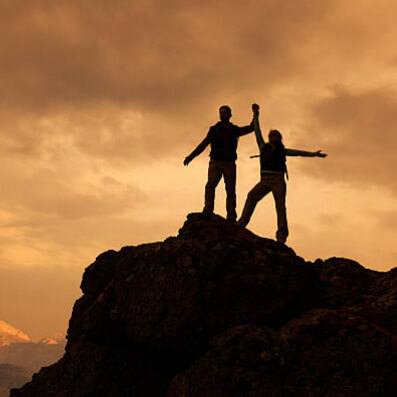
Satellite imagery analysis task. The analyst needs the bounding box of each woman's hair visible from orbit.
[269,129,283,141]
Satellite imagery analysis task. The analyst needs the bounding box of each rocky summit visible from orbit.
[11,213,397,397]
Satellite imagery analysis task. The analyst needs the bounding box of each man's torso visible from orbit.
[208,122,240,162]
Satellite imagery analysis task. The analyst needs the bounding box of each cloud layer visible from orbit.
[296,86,397,193]
[1,0,397,338]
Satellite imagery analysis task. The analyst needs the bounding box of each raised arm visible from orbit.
[251,103,265,151]
[253,114,266,151]
[285,148,327,157]
[183,134,211,166]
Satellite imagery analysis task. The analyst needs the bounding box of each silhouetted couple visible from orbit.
[183,104,327,243]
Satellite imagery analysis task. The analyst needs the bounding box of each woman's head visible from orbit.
[268,129,282,143]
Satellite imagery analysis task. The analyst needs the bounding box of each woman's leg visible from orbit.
[271,177,288,242]
[237,179,271,227]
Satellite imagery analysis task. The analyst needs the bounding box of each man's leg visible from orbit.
[271,176,289,242]
[204,160,223,214]
[237,178,271,227]
[223,162,237,220]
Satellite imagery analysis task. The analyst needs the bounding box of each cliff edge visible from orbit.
[11,213,397,396]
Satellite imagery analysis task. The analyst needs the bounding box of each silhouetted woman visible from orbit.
[237,104,327,243]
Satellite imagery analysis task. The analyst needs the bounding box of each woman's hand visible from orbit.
[315,150,327,158]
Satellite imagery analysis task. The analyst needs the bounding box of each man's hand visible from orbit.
[315,150,327,158]
[183,156,192,166]
[252,103,260,116]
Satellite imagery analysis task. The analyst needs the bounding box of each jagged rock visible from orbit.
[11,214,396,397]
[167,309,396,396]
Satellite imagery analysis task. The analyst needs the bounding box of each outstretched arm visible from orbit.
[285,148,327,157]
[183,136,211,166]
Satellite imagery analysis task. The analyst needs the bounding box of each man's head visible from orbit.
[268,129,282,143]
[219,105,232,122]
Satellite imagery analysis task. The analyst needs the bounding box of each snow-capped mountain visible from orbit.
[0,321,66,372]
[38,332,66,345]
[0,321,31,347]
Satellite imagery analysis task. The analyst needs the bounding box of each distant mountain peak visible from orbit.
[38,332,66,345]
[0,321,31,346]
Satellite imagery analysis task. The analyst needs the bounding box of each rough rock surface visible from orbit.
[11,214,397,397]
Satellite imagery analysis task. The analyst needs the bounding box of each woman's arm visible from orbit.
[253,114,265,151]
[285,148,327,157]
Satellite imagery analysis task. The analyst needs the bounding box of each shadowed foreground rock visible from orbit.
[11,214,396,397]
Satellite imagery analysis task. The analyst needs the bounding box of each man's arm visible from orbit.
[237,118,255,137]
[183,135,211,166]
[285,148,327,157]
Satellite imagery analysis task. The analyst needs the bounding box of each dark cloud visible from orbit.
[0,158,145,220]
[295,86,397,192]
[1,0,397,339]
[370,209,397,230]
[1,0,395,165]
[0,0,335,113]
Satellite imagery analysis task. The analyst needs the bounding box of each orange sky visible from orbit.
[0,0,396,340]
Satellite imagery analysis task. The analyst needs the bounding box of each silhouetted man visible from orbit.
[184,105,254,221]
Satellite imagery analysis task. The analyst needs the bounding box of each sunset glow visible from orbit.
[0,0,396,340]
